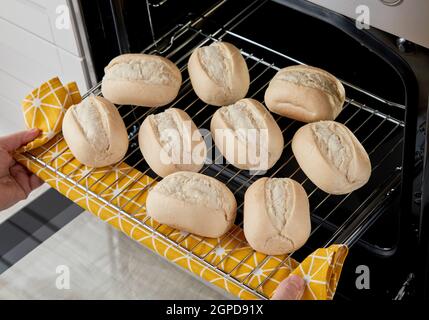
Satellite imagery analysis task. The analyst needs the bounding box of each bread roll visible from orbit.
[292,121,371,195]
[146,172,237,238]
[188,42,250,106]
[210,98,284,171]
[63,95,128,167]
[264,65,345,122]
[139,108,207,178]
[244,177,311,255]
[102,54,182,107]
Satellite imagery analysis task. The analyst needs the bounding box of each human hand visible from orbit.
[271,274,305,300]
[0,129,43,211]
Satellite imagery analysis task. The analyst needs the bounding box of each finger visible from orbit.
[271,275,305,300]
[29,173,44,190]
[9,163,32,197]
[0,128,40,152]
[12,163,43,191]
[0,176,27,211]
[16,164,42,190]
[0,149,15,177]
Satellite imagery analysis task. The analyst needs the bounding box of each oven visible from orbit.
[64,0,429,300]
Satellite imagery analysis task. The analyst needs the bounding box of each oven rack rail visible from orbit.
[25,22,405,300]
[148,0,169,8]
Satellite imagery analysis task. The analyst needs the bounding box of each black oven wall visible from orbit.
[79,0,219,81]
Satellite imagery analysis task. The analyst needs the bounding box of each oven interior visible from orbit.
[77,0,425,299]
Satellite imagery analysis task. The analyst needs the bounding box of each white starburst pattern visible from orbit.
[233,254,269,285]
[303,274,312,284]
[214,246,226,257]
[50,151,61,159]
[294,255,332,300]
[78,167,92,179]
[253,268,263,277]
[179,230,189,238]
[33,98,42,108]
[207,242,253,272]
[112,187,122,198]
[46,130,56,140]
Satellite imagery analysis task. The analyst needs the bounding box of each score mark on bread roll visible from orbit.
[292,121,371,195]
[102,54,182,107]
[188,42,250,106]
[244,177,311,255]
[62,96,129,168]
[210,98,284,171]
[139,108,207,178]
[146,172,237,238]
[265,65,345,122]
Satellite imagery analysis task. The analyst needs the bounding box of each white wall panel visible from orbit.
[1,0,81,55]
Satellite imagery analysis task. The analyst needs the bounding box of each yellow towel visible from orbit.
[20,77,81,151]
[16,78,348,300]
[290,245,348,300]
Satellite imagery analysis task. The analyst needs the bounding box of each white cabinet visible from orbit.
[0,0,93,136]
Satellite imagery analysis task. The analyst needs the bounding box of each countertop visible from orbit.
[0,209,229,299]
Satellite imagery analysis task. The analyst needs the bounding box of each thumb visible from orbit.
[0,128,40,152]
[271,275,305,300]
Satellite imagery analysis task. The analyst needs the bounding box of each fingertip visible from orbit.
[288,274,306,287]
[271,275,306,300]
[0,129,41,151]
[26,128,41,139]
[287,275,306,300]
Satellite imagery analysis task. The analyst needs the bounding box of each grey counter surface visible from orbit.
[0,211,229,299]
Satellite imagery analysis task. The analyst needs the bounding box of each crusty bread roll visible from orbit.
[292,121,371,195]
[210,98,284,171]
[139,108,207,178]
[63,95,128,167]
[146,171,237,238]
[188,42,250,106]
[101,54,182,107]
[244,177,311,255]
[264,65,345,122]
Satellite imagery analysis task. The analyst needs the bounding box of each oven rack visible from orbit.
[148,0,169,8]
[24,20,405,299]
[145,0,406,112]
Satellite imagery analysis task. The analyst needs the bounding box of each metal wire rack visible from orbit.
[24,4,406,299]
